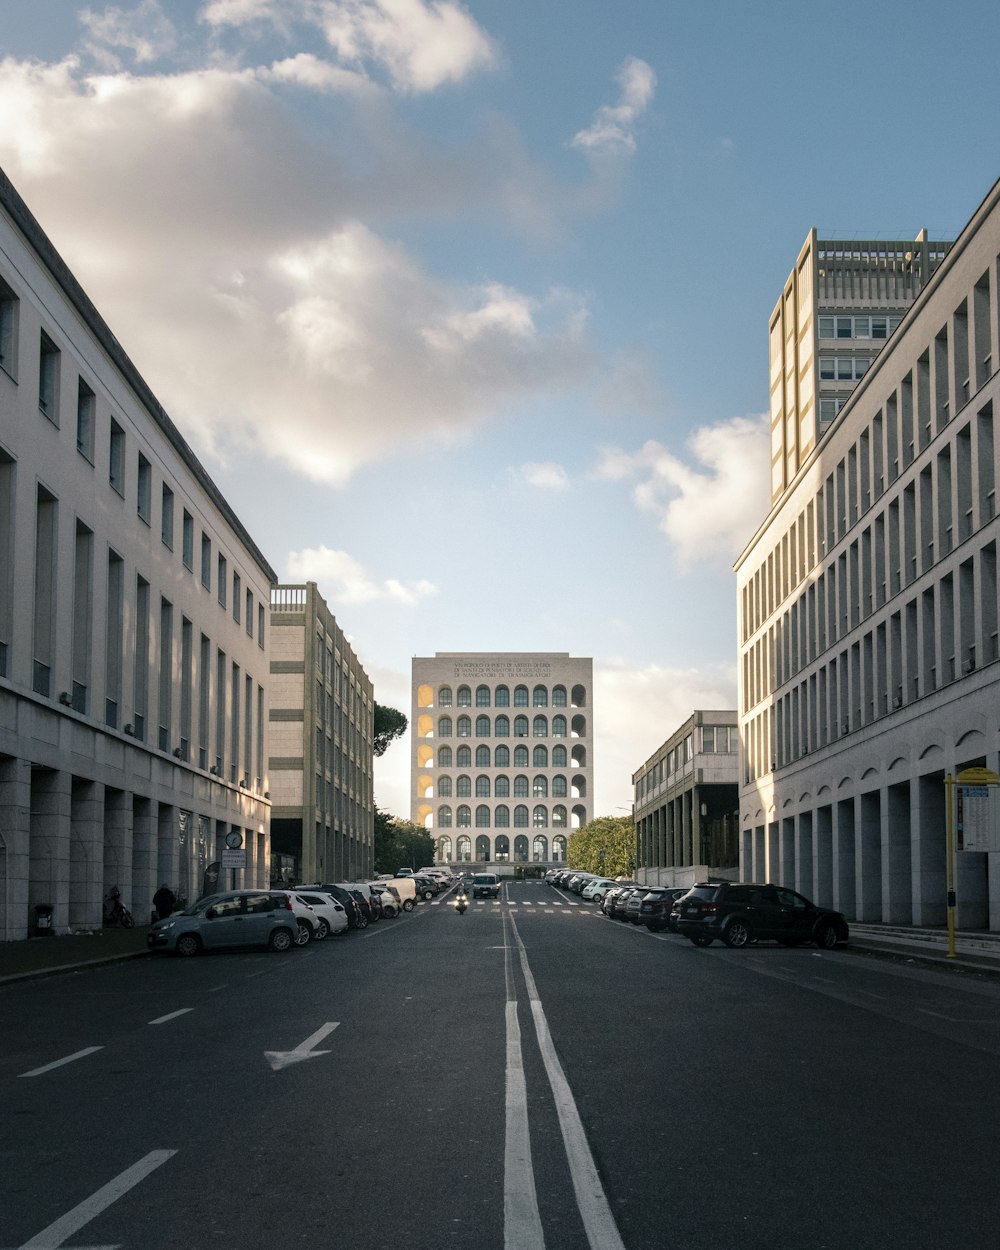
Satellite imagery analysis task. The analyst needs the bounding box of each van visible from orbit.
[472,872,501,899]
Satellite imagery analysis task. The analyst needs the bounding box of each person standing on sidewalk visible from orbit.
[153,885,176,920]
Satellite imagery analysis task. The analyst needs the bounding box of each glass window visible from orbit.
[137,454,151,523]
[495,685,510,707]
[438,716,452,737]
[871,316,888,339]
[437,806,453,827]
[513,745,528,766]
[0,276,18,379]
[438,745,453,767]
[533,714,547,737]
[476,745,490,767]
[161,484,174,547]
[514,715,528,737]
[38,330,60,423]
[476,805,490,828]
[476,775,490,797]
[533,745,548,767]
[552,715,567,737]
[514,775,529,797]
[457,715,471,737]
[495,775,510,797]
[532,685,548,706]
[494,745,509,767]
[552,805,567,828]
[495,714,510,737]
[552,775,567,797]
[552,685,567,707]
[457,685,472,706]
[457,745,472,767]
[819,357,835,380]
[533,805,548,828]
[476,685,491,707]
[438,776,453,797]
[818,316,834,338]
[837,358,854,381]
[438,685,453,706]
[552,744,567,767]
[836,316,853,339]
[109,420,125,494]
[457,774,471,797]
[76,378,95,460]
[514,685,529,707]
[703,726,715,752]
[495,804,510,827]
[532,835,548,862]
[457,805,471,828]
[533,775,548,797]
[476,714,490,737]
[853,316,871,339]
[513,805,529,828]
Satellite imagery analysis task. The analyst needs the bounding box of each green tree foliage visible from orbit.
[373,703,408,757]
[373,806,435,874]
[566,815,636,878]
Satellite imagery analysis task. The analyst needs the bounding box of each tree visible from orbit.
[373,807,434,874]
[566,815,635,878]
[373,703,407,757]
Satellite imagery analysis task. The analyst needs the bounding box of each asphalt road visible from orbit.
[2,879,999,1250]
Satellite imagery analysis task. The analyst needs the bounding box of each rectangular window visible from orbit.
[215,648,226,774]
[180,617,192,761]
[76,379,95,461]
[109,419,125,495]
[198,633,210,769]
[256,684,265,787]
[0,453,13,677]
[161,484,174,548]
[218,554,227,607]
[182,510,194,570]
[137,453,151,523]
[233,571,241,623]
[231,662,240,783]
[0,275,18,379]
[871,316,888,339]
[38,330,60,423]
[105,550,124,728]
[33,485,57,696]
[201,533,211,588]
[71,521,93,713]
[258,602,265,649]
[246,588,253,636]
[818,316,834,339]
[158,597,173,752]
[836,317,852,339]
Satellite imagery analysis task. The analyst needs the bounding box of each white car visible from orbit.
[368,884,400,918]
[268,891,319,945]
[581,878,617,903]
[293,890,349,938]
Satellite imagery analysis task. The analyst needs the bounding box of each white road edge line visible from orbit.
[148,1008,193,1025]
[509,913,626,1250]
[16,1148,177,1249]
[503,917,545,1250]
[18,1047,103,1079]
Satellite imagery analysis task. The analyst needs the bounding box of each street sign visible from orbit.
[957,768,1000,852]
[221,849,246,869]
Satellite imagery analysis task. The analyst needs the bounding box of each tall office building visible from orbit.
[736,177,1000,929]
[411,652,593,869]
[769,229,950,502]
[269,583,374,883]
[0,168,276,938]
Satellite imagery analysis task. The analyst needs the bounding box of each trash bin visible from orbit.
[33,903,54,937]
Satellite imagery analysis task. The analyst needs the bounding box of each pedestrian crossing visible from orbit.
[432,897,587,910]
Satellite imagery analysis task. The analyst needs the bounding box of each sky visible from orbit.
[3,0,999,820]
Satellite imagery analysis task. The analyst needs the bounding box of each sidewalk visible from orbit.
[0,925,150,984]
[847,922,1000,975]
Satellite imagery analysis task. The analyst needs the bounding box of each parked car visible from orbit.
[293,890,349,938]
[606,885,640,919]
[581,877,617,903]
[300,883,367,929]
[368,884,399,918]
[382,877,418,911]
[411,875,440,900]
[671,882,850,949]
[640,887,688,932]
[147,890,301,956]
[472,872,501,899]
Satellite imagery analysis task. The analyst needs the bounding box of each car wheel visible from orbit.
[422,889,433,900]
[356,913,369,929]
[176,933,201,957]
[402,899,415,912]
[723,919,752,948]
[294,920,312,946]
[314,918,330,941]
[269,928,293,952]
[689,934,714,947]
[815,922,839,949]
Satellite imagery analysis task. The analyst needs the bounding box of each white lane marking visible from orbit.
[16,1148,176,1249]
[508,914,626,1250]
[503,932,545,1250]
[265,1022,339,1071]
[148,1008,193,1026]
[18,1047,103,1079]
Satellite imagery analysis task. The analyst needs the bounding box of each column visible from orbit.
[70,778,104,930]
[0,755,32,940]
[30,767,72,933]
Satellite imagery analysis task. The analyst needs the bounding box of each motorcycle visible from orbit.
[454,893,468,915]
[103,886,134,928]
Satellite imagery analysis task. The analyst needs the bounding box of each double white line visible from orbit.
[502,911,625,1250]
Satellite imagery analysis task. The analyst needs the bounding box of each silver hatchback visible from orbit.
[147,890,301,956]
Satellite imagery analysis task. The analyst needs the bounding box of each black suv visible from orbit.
[671,882,849,949]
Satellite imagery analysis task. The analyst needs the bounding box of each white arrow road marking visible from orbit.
[265,1022,339,1071]
[18,1047,103,1078]
[16,1149,176,1249]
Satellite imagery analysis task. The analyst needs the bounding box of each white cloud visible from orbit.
[571,56,656,157]
[81,0,177,67]
[595,415,771,565]
[517,462,570,491]
[285,546,437,605]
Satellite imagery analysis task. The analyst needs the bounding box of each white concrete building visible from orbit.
[0,167,276,938]
[736,176,1000,929]
[411,652,593,869]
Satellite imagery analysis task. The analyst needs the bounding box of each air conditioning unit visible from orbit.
[892,697,902,709]
[239,778,248,789]
[124,724,134,736]
[58,691,72,706]
[209,766,219,776]
[172,748,182,759]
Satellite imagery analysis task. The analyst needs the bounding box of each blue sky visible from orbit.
[3,0,999,817]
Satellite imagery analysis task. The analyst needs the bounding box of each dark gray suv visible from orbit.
[671,882,849,949]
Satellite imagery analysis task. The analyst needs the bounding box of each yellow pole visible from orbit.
[945,774,956,958]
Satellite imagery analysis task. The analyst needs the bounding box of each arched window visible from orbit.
[552,805,567,828]
[514,715,529,737]
[476,775,490,797]
[494,745,510,767]
[437,835,452,860]
[438,715,453,737]
[513,805,529,828]
[552,744,567,767]
[552,834,567,860]
[532,834,548,862]
[437,805,453,827]
[513,745,528,767]
[494,775,510,797]
[533,745,548,767]
[533,805,548,828]
[475,745,490,767]
[571,685,586,707]
[476,685,491,707]
[495,714,510,737]
[457,805,471,827]
[571,715,586,738]
[533,775,548,798]
[457,715,472,737]
[552,774,567,797]
[476,804,490,827]
[438,686,453,707]
[438,776,453,797]
[457,685,472,707]
[514,685,529,707]
[571,804,587,829]
[552,715,567,737]
[533,715,547,737]
[494,804,510,827]
[475,834,490,860]
[552,685,567,707]
[572,775,587,797]
[457,745,472,767]
[457,834,472,862]
[456,774,471,797]
[514,835,529,862]
[476,715,491,738]
[438,745,453,768]
[495,835,510,862]
[532,685,548,707]
[495,685,510,707]
[571,744,587,767]
[514,775,529,797]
